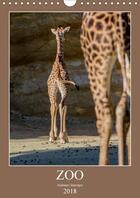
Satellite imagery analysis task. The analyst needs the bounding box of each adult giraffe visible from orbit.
[80,12,131,165]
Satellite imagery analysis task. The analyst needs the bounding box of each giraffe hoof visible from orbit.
[49,137,56,143]
[60,138,69,144]
[60,139,66,144]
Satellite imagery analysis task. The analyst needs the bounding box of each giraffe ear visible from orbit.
[51,28,57,35]
[63,26,70,33]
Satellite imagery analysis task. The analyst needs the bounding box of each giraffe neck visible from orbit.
[56,36,64,62]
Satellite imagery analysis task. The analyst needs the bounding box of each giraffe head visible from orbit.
[51,25,70,42]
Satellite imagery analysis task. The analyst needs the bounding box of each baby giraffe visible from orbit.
[47,25,79,144]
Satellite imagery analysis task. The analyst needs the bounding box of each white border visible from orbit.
[8,11,132,168]
[1,1,139,6]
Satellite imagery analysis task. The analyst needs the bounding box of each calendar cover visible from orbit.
[0,0,139,198]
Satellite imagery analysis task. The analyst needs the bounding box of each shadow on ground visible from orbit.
[10,146,128,166]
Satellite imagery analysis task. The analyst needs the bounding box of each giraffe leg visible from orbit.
[54,103,58,139]
[127,125,131,165]
[49,103,57,143]
[96,99,112,165]
[115,91,127,165]
[59,103,69,144]
[92,55,114,165]
[116,50,130,165]
[63,105,69,142]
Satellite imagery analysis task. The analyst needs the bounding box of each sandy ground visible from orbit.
[10,116,128,166]
[10,135,123,165]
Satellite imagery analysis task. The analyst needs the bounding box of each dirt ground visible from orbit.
[10,115,128,166]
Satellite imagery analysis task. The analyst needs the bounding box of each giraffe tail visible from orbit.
[62,80,80,91]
